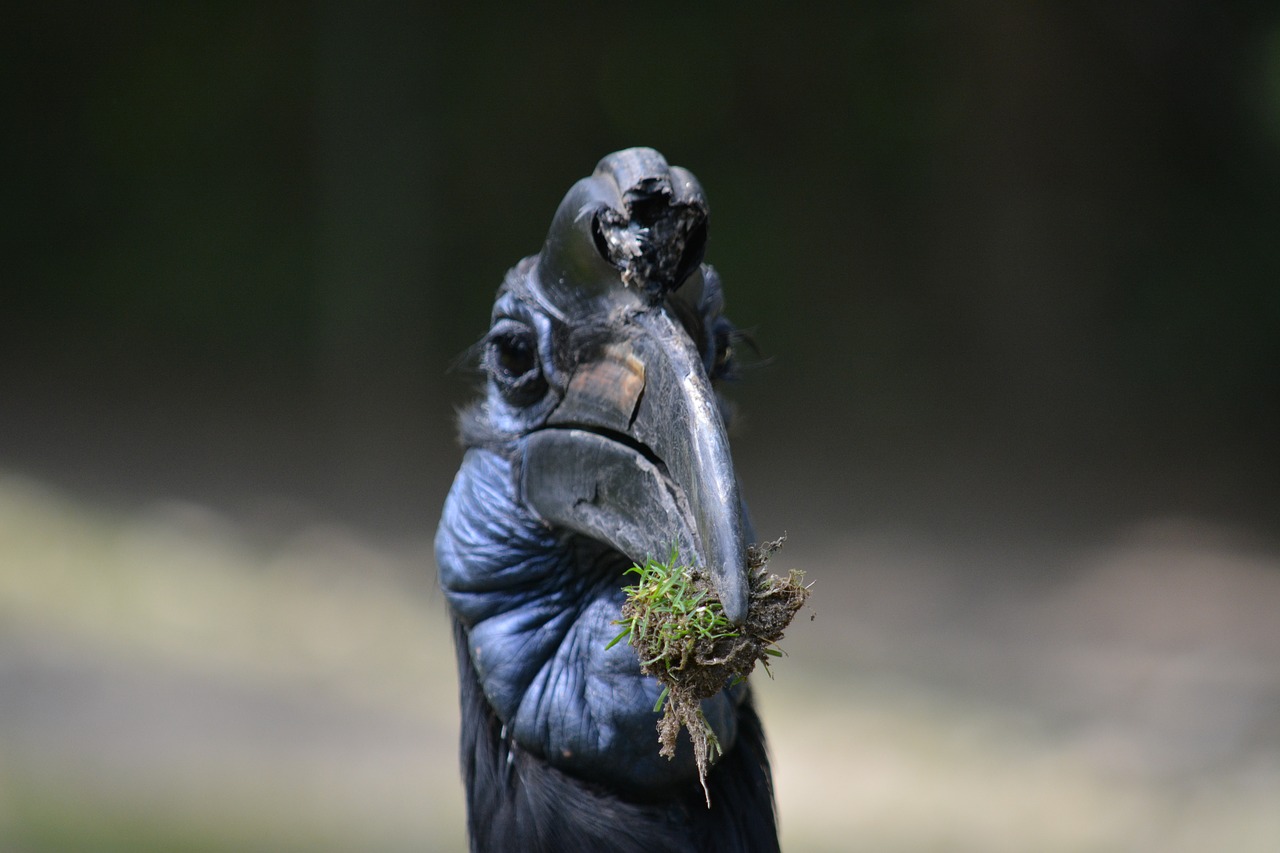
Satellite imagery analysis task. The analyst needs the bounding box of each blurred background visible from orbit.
[3,3,1279,850]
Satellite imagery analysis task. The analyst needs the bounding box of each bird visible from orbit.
[435,147,780,853]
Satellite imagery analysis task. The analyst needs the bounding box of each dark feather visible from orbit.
[455,619,780,853]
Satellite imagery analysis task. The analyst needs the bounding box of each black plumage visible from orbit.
[436,148,780,852]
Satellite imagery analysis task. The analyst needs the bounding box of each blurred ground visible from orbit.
[2,456,1278,851]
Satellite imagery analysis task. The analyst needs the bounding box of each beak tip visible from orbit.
[719,574,749,627]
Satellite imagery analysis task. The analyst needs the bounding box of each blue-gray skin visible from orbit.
[437,447,742,792]
[435,148,779,852]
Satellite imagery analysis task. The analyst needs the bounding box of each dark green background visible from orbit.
[5,2,1279,537]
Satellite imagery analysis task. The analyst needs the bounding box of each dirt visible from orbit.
[621,537,811,804]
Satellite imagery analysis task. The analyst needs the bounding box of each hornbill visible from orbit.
[436,148,779,852]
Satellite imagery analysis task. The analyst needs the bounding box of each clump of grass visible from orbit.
[607,536,810,805]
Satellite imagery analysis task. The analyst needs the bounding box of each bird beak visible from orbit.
[520,306,750,625]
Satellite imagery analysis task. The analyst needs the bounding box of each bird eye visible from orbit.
[486,322,546,404]
[709,320,737,381]
[494,332,535,378]
[713,341,732,377]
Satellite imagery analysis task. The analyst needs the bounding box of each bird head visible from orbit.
[437,148,751,793]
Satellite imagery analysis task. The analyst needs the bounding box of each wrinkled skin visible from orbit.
[437,445,744,793]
